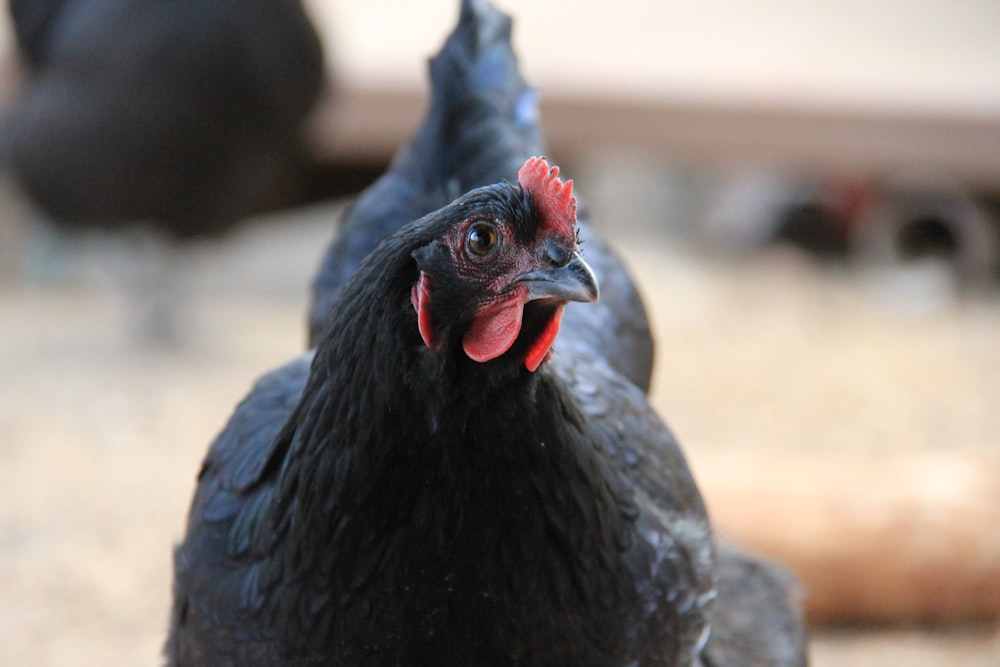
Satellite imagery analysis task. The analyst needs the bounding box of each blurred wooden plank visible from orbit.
[301,0,1000,188]
[3,1,999,186]
[306,87,1000,189]
[692,451,1000,624]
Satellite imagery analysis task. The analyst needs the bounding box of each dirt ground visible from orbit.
[2,192,999,665]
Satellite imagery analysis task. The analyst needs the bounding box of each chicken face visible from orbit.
[411,157,598,371]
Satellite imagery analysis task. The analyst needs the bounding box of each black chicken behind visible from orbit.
[3,0,324,234]
[169,1,807,664]
[306,8,807,657]
[168,158,716,666]
[700,548,808,667]
[2,0,325,343]
[308,0,653,391]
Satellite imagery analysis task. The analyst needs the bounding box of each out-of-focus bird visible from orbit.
[169,156,716,666]
[1,0,326,342]
[4,0,325,232]
[307,0,653,391]
[6,0,68,69]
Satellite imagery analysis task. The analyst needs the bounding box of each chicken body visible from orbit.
[169,164,715,666]
[169,1,807,664]
[4,0,324,234]
[2,0,325,343]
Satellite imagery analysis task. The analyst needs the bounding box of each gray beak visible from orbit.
[515,251,599,304]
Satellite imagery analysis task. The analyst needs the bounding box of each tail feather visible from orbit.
[308,1,654,393]
[309,0,541,343]
[421,0,542,182]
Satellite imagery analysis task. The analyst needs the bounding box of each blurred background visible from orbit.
[1,0,999,665]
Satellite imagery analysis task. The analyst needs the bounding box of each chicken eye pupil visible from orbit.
[467,224,498,256]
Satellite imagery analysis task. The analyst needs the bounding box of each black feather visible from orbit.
[169,174,714,665]
[168,2,806,666]
[3,0,324,236]
[307,0,653,391]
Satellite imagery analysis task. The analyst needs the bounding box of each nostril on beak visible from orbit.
[545,243,570,267]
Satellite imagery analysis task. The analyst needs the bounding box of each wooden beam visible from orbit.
[692,451,1000,624]
[305,87,1000,190]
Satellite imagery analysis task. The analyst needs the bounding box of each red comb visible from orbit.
[517,156,577,236]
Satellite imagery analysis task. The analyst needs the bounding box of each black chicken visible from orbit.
[307,0,653,392]
[169,156,715,666]
[306,7,807,657]
[7,0,68,69]
[169,1,807,664]
[3,0,324,233]
[2,0,325,342]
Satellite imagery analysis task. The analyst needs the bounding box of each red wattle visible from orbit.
[462,295,524,363]
[524,306,565,372]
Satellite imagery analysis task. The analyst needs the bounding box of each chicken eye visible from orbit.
[466,223,499,256]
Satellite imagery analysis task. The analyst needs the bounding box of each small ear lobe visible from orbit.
[411,271,436,349]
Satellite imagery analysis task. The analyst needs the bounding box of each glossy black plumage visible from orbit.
[168,1,808,664]
[307,0,653,391]
[3,0,324,236]
[700,546,808,667]
[169,180,715,665]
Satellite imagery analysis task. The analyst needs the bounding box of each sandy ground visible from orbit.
[2,192,1000,665]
